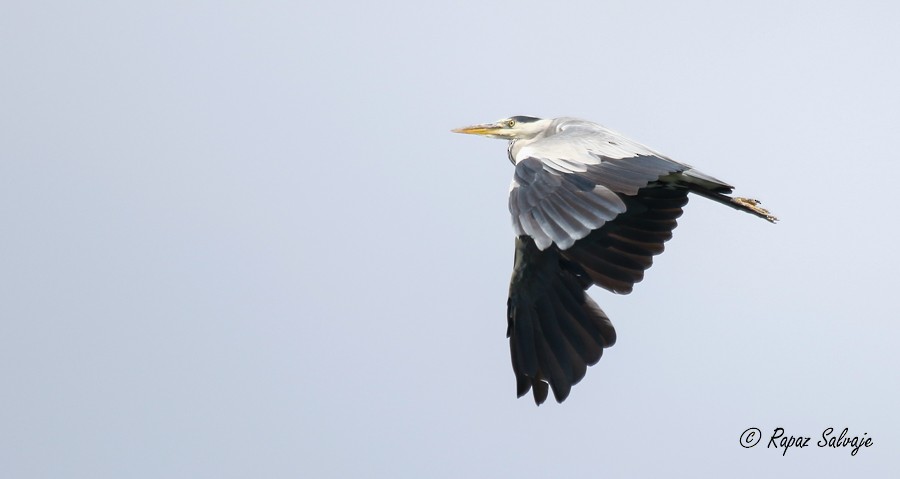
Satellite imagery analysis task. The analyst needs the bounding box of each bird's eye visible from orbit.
[507,119,516,128]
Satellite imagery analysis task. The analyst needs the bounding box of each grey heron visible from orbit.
[453,116,776,405]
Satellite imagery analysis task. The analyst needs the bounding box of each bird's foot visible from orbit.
[733,197,778,223]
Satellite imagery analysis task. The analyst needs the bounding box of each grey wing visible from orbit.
[509,122,691,251]
[509,157,626,250]
[506,186,690,403]
[504,119,737,403]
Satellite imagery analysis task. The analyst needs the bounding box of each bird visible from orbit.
[453,116,776,405]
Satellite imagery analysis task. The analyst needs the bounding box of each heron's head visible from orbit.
[452,116,549,140]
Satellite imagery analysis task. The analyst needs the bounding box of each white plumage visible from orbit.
[454,116,776,404]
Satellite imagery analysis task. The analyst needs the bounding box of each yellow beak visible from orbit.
[451,122,503,136]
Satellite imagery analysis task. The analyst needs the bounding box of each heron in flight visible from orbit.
[453,116,776,405]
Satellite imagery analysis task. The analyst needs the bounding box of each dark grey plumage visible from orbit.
[454,116,776,405]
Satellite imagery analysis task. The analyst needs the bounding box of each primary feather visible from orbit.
[454,116,776,404]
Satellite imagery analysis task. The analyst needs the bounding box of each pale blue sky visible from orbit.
[2,1,898,477]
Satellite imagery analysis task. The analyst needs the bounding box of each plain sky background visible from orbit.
[2,1,899,477]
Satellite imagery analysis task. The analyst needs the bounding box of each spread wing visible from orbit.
[505,120,694,404]
[507,188,689,404]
